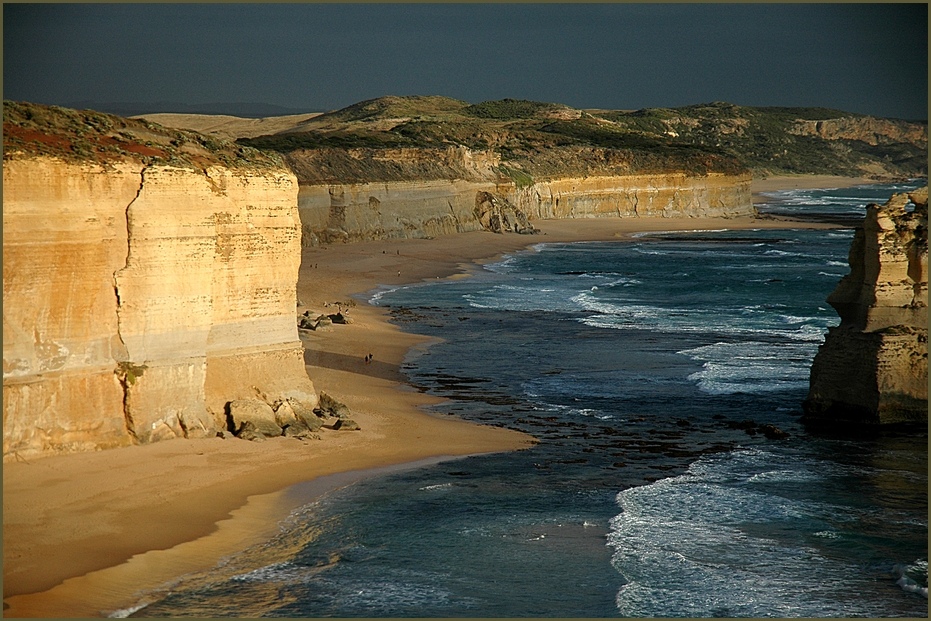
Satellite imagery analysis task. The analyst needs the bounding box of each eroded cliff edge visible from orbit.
[803,187,928,426]
[3,103,318,460]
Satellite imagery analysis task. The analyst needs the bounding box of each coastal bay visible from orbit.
[2,175,877,617]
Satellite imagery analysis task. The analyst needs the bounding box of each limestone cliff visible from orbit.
[286,147,754,245]
[511,172,752,220]
[3,102,317,460]
[803,187,928,426]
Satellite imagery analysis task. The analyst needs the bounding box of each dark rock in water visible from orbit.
[759,424,789,440]
[803,187,928,427]
[724,419,758,432]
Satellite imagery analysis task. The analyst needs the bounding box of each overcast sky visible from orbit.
[3,3,928,119]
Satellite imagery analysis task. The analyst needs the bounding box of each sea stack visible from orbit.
[803,186,928,426]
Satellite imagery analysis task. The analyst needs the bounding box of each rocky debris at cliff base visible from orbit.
[227,400,281,440]
[327,312,352,324]
[225,396,328,441]
[298,308,354,331]
[333,418,361,431]
[315,391,362,431]
[288,397,325,432]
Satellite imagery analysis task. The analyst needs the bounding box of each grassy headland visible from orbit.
[235,95,926,183]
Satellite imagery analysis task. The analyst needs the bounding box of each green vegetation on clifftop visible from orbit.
[240,96,750,181]
[3,100,286,170]
[237,96,927,183]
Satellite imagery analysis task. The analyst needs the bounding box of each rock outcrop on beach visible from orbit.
[803,187,928,426]
[2,102,318,460]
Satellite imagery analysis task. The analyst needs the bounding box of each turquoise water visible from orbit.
[124,182,927,618]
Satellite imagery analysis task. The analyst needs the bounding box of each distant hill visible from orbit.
[8,96,926,181]
[133,112,325,140]
[63,100,315,119]
[234,96,927,180]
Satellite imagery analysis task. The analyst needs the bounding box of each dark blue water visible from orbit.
[124,182,927,618]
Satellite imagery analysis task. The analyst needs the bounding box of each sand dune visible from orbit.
[134,111,324,139]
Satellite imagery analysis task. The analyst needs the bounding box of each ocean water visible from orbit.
[125,182,927,618]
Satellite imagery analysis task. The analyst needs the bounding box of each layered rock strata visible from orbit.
[292,148,754,244]
[510,172,752,220]
[3,155,317,460]
[803,187,928,426]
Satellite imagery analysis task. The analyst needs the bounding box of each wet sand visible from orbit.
[2,175,860,617]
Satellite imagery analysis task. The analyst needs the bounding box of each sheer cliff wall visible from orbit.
[803,187,928,426]
[290,148,754,245]
[510,172,752,220]
[2,157,317,460]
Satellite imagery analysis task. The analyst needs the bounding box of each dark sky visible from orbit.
[3,3,928,119]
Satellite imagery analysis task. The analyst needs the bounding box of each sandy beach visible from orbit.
[2,175,867,617]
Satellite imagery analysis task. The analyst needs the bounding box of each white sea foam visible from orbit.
[678,341,816,394]
[573,291,829,346]
[629,228,729,238]
[314,571,474,613]
[894,560,929,598]
[419,482,454,491]
[107,602,151,618]
[764,249,805,257]
[230,560,300,583]
[369,285,409,305]
[483,256,519,273]
[608,448,906,617]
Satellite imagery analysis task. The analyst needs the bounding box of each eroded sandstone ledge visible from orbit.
[803,187,928,426]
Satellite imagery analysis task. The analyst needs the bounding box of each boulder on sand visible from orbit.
[227,399,282,439]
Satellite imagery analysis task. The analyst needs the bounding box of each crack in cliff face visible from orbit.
[113,165,148,440]
[447,198,463,232]
[202,167,228,196]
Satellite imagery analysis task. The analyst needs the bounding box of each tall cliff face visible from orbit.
[3,103,317,460]
[511,172,752,220]
[287,147,755,245]
[803,187,928,426]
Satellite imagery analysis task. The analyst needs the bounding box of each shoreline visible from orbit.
[2,174,869,617]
